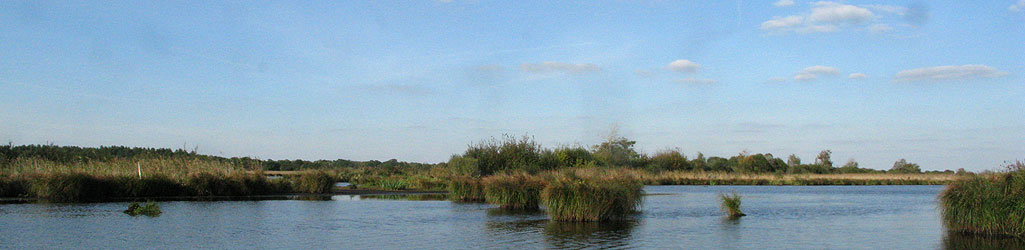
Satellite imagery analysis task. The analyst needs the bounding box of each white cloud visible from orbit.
[667,59,701,73]
[520,62,601,74]
[675,78,718,84]
[848,73,869,79]
[864,4,908,16]
[810,2,875,24]
[801,65,840,75]
[761,1,914,34]
[774,0,795,7]
[894,65,1009,82]
[794,65,840,81]
[794,73,818,81]
[1011,0,1025,11]
[868,24,894,33]
[761,16,804,30]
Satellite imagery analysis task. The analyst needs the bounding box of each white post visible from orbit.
[137,162,142,178]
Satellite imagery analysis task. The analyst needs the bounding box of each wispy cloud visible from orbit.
[520,62,601,74]
[894,65,1009,82]
[761,1,922,34]
[774,0,795,7]
[794,65,840,81]
[667,59,701,73]
[848,73,868,79]
[675,77,718,84]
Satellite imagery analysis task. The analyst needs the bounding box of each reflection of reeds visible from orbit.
[719,192,745,218]
[941,161,1025,237]
[483,174,545,210]
[540,175,643,222]
[943,231,1025,250]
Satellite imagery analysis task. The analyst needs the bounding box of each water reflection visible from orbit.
[358,194,448,201]
[943,231,1025,250]
[543,220,639,249]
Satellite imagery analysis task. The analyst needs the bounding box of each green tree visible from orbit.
[815,150,833,168]
[591,127,640,166]
[889,159,922,173]
[787,154,801,167]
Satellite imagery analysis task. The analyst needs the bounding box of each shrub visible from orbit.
[124,202,162,217]
[293,170,336,194]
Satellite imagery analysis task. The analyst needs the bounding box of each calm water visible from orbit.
[2,185,1023,249]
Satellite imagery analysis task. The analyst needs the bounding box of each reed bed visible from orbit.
[540,175,644,221]
[448,177,485,202]
[940,165,1025,238]
[549,168,956,185]
[482,174,545,210]
[0,158,336,202]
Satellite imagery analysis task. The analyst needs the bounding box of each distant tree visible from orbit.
[836,159,866,173]
[889,159,922,173]
[591,126,640,166]
[815,150,833,168]
[787,154,801,167]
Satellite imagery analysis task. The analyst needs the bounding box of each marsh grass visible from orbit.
[941,162,1025,237]
[124,202,162,217]
[292,170,335,194]
[719,192,745,218]
[540,175,643,221]
[482,174,545,210]
[448,177,485,202]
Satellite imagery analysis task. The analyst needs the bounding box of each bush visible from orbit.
[124,202,162,217]
[719,192,745,218]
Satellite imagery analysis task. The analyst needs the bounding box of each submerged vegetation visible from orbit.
[719,192,745,218]
[940,161,1025,238]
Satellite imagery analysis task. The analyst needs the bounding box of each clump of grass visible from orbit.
[293,170,336,194]
[448,177,485,202]
[483,174,545,210]
[124,202,162,217]
[540,176,643,221]
[719,192,745,218]
[940,161,1025,237]
[0,177,29,198]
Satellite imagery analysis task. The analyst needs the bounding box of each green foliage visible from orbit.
[448,177,485,202]
[940,161,1025,237]
[293,170,336,194]
[462,135,544,176]
[592,134,640,167]
[890,159,922,173]
[719,192,745,218]
[540,177,644,221]
[482,174,545,210]
[815,150,833,168]
[647,149,692,172]
[124,202,162,217]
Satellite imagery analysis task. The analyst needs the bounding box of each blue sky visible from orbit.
[1,1,1023,171]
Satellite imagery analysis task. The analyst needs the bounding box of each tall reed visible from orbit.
[482,174,545,209]
[448,177,485,202]
[940,163,1025,237]
[540,176,643,221]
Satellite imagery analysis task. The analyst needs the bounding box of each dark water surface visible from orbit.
[2,185,1023,249]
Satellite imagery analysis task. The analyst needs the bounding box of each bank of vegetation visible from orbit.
[940,161,1025,238]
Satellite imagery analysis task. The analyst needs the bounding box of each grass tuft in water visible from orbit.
[719,192,745,218]
[482,174,545,210]
[124,201,162,217]
[540,176,643,221]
